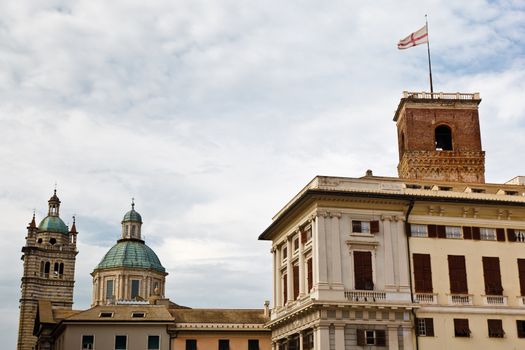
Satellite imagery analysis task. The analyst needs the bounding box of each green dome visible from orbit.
[96,240,165,273]
[38,216,69,235]
[122,209,142,223]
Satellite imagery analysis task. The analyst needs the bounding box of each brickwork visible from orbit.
[17,194,77,350]
[395,97,486,183]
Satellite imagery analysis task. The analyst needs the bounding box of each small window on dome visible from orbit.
[49,238,56,245]
[37,238,42,244]
[99,312,114,318]
[131,225,136,236]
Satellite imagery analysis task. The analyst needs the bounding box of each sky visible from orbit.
[1,0,525,347]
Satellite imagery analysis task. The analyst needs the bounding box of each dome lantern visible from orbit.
[121,198,142,240]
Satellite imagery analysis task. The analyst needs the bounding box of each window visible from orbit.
[356,329,386,346]
[435,125,452,151]
[410,224,428,237]
[53,262,59,277]
[505,190,519,196]
[303,331,314,350]
[413,254,433,293]
[307,258,313,292]
[510,229,525,243]
[352,220,379,234]
[448,255,468,294]
[480,227,496,241]
[185,339,197,350]
[354,251,373,290]
[517,320,525,338]
[106,280,114,300]
[82,335,94,350]
[293,265,299,300]
[445,226,462,239]
[218,339,229,350]
[59,263,64,277]
[115,335,127,350]
[518,259,525,296]
[282,273,288,303]
[301,229,312,244]
[131,280,140,299]
[293,238,299,251]
[40,261,45,276]
[488,319,504,338]
[132,312,145,318]
[416,318,434,336]
[471,188,486,193]
[99,312,113,318]
[438,186,452,191]
[44,261,50,277]
[282,246,287,260]
[482,257,503,295]
[147,335,160,350]
[248,339,259,350]
[454,319,471,337]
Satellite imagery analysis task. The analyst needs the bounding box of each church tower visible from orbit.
[394,91,486,183]
[91,200,167,306]
[17,191,78,350]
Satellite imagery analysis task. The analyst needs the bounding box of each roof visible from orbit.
[55,305,173,323]
[259,174,525,240]
[123,208,142,223]
[95,239,165,273]
[171,308,269,324]
[38,216,68,235]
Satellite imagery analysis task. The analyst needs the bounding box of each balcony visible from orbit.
[483,295,507,306]
[414,293,437,304]
[402,91,480,100]
[345,290,386,302]
[448,294,473,305]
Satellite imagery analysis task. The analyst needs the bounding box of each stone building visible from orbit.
[91,201,168,305]
[18,191,78,350]
[259,91,525,349]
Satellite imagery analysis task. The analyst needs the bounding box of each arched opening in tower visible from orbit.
[435,125,453,151]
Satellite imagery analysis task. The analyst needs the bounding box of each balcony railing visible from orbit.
[448,294,473,305]
[483,295,507,306]
[345,290,386,302]
[414,293,437,304]
[402,91,480,100]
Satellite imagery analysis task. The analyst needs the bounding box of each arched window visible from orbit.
[54,262,59,277]
[435,125,453,151]
[40,261,45,276]
[131,225,136,236]
[59,263,64,277]
[44,262,50,277]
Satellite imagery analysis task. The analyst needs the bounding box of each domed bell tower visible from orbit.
[17,191,78,350]
[394,91,486,183]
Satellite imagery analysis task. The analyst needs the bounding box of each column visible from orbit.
[272,248,277,307]
[315,325,330,349]
[334,325,345,350]
[388,326,399,349]
[299,330,304,350]
[276,247,282,307]
[330,213,343,286]
[316,212,328,285]
[402,325,414,350]
[397,218,410,291]
[298,230,305,296]
[287,237,293,303]
[382,216,396,289]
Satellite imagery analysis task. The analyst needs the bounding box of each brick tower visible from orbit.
[394,91,486,183]
[17,191,78,350]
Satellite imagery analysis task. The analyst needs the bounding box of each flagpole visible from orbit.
[425,14,434,95]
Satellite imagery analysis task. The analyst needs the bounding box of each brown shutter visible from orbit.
[352,220,362,233]
[472,227,481,240]
[370,220,380,234]
[428,225,437,238]
[508,229,517,242]
[413,254,433,293]
[354,251,373,290]
[517,320,525,338]
[437,225,446,238]
[463,226,472,239]
[483,257,502,295]
[454,318,470,337]
[518,259,525,296]
[356,329,365,346]
[301,231,306,244]
[448,255,468,294]
[488,319,504,338]
[283,274,288,303]
[496,228,506,242]
[375,330,386,346]
[307,258,313,292]
[405,223,411,237]
[293,265,299,300]
[425,318,435,336]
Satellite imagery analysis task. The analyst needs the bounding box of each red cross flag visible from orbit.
[397,25,428,49]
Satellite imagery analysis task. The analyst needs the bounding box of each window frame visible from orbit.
[416,318,434,337]
[410,224,428,238]
[115,335,127,350]
[131,279,140,299]
[147,335,160,350]
[185,339,197,350]
[445,226,462,239]
[248,339,259,350]
[480,227,497,241]
[453,318,471,337]
[218,339,229,350]
[487,319,505,338]
[81,335,94,350]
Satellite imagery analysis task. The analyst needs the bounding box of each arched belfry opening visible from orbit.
[435,125,453,151]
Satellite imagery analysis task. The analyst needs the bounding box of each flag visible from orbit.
[397,25,428,49]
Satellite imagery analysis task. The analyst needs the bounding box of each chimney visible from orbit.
[263,300,270,317]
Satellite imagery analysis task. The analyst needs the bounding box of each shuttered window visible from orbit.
[437,225,446,238]
[185,340,197,350]
[354,251,373,290]
[218,339,229,350]
[307,258,313,292]
[448,255,468,294]
[428,225,437,238]
[463,226,472,240]
[517,320,525,338]
[356,330,385,346]
[352,220,379,234]
[416,318,434,336]
[482,257,503,295]
[370,221,380,234]
[518,259,525,296]
[508,228,517,242]
[472,226,481,240]
[413,254,433,293]
[496,228,506,241]
[487,319,505,338]
[293,265,299,300]
[283,273,287,303]
[454,319,471,337]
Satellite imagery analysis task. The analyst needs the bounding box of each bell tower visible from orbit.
[394,91,486,183]
[17,191,78,350]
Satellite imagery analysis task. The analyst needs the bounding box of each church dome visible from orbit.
[122,208,142,223]
[38,216,69,235]
[95,240,165,273]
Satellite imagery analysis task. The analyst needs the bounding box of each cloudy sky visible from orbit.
[1,0,524,346]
